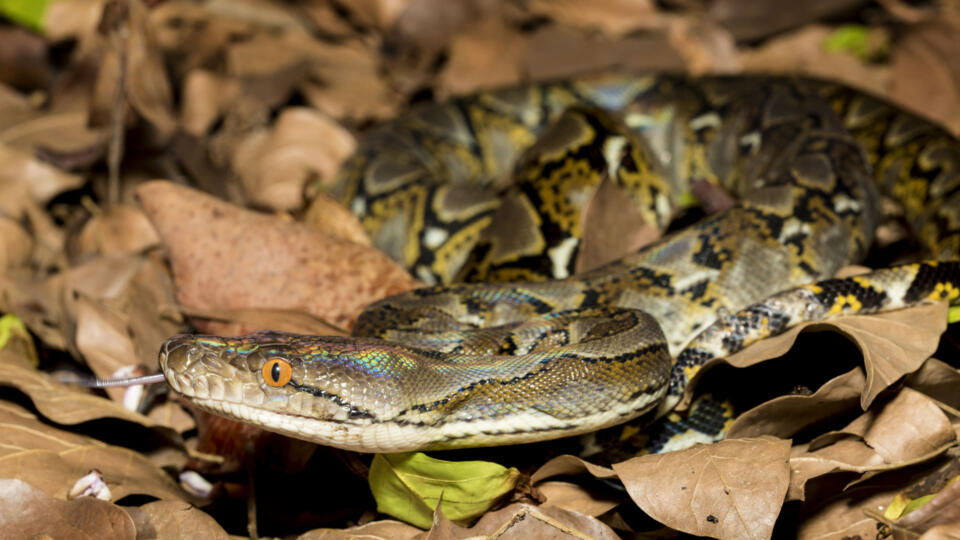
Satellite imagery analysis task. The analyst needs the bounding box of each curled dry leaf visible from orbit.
[232,107,356,209]
[531,453,617,483]
[0,478,136,540]
[728,368,866,441]
[612,436,791,540]
[136,180,422,333]
[0,401,188,503]
[906,358,960,415]
[126,500,230,540]
[685,303,948,411]
[300,40,401,121]
[787,387,956,501]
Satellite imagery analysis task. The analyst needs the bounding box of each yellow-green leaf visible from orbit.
[0,314,38,367]
[948,305,959,324]
[368,452,521,529]
[0,0,51,31]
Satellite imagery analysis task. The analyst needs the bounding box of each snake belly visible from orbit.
[160,75,960,453]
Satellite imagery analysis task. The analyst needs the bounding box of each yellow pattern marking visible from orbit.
[929,282,959,302]
[827,294,863,316]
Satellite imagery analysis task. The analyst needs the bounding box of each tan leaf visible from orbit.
[136,180,422,333]
[426,502,621,540]
[74,294,139,403]
[179,69,242,137]
[796,485,890,539]
[0,401,189,502]
[127,500,230,540]
[526,0,667,37]
[0,215,33,271]
[299,41,401,121]
[862,388,956,464]
[179,305,348,337]
[232,107,356,209]
[690,303,948,411]
[531,454,617,483]
[576,178,661,274]
[0,478,136,540]
[302,191,371,247]
[74,204,160,258]
[438,18,526,96]
[739,25,891,94]
[710,0,867,41]
[612,436,791,539]
[890,20,960,134]
[298,519,422,539]
[537,480,623,517]
[0,359,156,428]
[728,368,865,441]
[906,358,960,415]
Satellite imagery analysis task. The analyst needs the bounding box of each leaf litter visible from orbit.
[0,0,957,538]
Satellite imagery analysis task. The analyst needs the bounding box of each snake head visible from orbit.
[159,331,424,448]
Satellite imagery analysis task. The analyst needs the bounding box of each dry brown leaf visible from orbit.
[438,18,526,96]
[0,143,85,211]
[74,294,140,403]
[0,359,156,428]
[796,485,891,539]
[179,70,242,137]
[727,368,865,440]
[43,0,106,42]
[526,0,668,37]
[862,388,956,464]
[425,502,621,540]
[688,303,948,411]
[298,519,423,540]
[302,191,371,246]
[0,110,106,156]
[232,107,356,209]
[300,40,401,121]
[74,204,160,258]
[920,524,960,540]
[890,20,960,134]
[739,25,891,94]
[523,26,686,81]
[136,180,422,333]
[531,454,618,483]
[0,215,33,271]
[0,478,136,540]
[126,500,230,540]
[179,305,349,337]
[537,480,623,517]
[906,358,960,415]
[612,436,791,539]
[0,401,188,502]
[709,0,867,41]
[576,178,661,274]
[786,387,956,501]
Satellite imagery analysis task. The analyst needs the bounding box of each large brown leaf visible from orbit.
[612,436,791,539]
[0,478,136,540]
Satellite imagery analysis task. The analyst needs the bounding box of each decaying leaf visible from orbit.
[613,436,791,539]
[576,178,661,273]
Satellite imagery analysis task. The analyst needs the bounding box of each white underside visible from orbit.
[191,388,665,453]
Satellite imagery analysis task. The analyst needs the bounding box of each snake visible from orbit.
[158,75,960,453]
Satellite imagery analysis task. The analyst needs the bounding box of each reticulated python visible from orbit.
[160,75,960,453]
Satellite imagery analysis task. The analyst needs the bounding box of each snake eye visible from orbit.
[262,358,292,387]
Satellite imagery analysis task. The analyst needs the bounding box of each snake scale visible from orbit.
[160,75,960,453]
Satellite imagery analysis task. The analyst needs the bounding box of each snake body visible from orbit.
[160,75,960,453]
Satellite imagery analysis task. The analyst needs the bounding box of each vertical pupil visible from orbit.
[271,362,281,382]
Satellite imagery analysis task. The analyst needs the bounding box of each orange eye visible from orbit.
[262,358,292,387]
